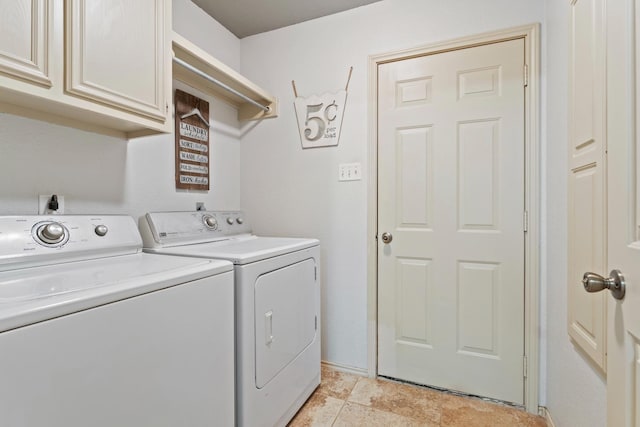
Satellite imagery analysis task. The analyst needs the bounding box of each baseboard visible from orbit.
[538,406,556,427]
[321,360,368,377]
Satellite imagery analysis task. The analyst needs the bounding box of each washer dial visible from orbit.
[203,215,218,230]
[33,221,70,247]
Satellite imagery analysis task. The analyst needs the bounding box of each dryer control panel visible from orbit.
[140,211,251,248]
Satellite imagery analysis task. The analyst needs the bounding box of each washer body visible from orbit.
[140,211,321,427]
[0,215,235,427]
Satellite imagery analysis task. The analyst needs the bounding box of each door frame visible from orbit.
[366,23,541,413]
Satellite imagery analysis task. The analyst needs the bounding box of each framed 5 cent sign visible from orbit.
[292,67,352,149]
[294,90,347,148]
[175,89,210,190]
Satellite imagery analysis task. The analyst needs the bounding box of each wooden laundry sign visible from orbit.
[175,89,210,190]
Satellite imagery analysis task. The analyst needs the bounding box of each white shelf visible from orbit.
[172,32,277,121]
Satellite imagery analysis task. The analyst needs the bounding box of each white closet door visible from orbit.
[567,0,607,371]
[604,0,640,425]
[377,39,526,404]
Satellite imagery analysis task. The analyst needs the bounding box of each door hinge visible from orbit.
[523,211,529,232]
[524,64,529,87]
[315,315,318,331]
[314,266,317,281]
[523,355,528,378]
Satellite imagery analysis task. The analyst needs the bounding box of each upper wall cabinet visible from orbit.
[65,0,168,122]
[0,0,171,138]
[0,1,51,87]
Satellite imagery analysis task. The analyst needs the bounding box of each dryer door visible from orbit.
[254,257,317,389]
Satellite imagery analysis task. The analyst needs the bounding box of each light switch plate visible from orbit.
[338,163,362,181]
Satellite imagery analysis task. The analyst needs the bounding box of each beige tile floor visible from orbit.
[288,365,547,427]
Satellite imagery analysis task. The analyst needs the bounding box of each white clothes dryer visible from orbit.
[0,215,235,427]
[140,211,320,427]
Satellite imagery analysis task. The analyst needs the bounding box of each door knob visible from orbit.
[582,270,626,300]
[381,232,393,244]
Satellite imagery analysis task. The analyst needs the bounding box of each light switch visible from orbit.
[338,163,362,181]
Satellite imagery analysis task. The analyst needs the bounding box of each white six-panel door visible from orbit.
[377,39,526,404]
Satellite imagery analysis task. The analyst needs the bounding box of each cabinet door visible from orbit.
[0,0,51,86]
[65,0,168,121]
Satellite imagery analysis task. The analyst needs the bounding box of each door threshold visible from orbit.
[376,375,525,410]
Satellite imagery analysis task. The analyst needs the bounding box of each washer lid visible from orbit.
[146,236,319,264]
[0,253,233,333]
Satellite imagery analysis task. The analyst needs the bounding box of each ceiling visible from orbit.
[191,0,383,38]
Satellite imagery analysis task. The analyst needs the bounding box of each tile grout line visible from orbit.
[345,375,361,401]
[329,398,348,426]
[330,373,363,426]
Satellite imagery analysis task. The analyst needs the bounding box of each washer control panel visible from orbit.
[141,211,251,247]
[32,221,70,247]
[0,216,141,271]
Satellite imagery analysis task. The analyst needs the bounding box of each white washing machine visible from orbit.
[0,215,235,427]
[139,211,321,427]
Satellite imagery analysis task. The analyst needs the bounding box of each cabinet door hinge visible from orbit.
[523,355,528,378]
[523,211,529,232]
[524,64,529,87]
[315,315,318,331]
[314,266,317,281]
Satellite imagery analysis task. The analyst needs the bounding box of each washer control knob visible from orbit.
[236,217,244,225]
[227,217,234,225]
[95,225,108,236]
[39,222,65,244]
[203,215,218,229]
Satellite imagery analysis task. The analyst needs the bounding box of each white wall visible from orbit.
[239,0,544,371]
[543,0,607,426]
[0,0,242,221]
[173,0,240,70]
